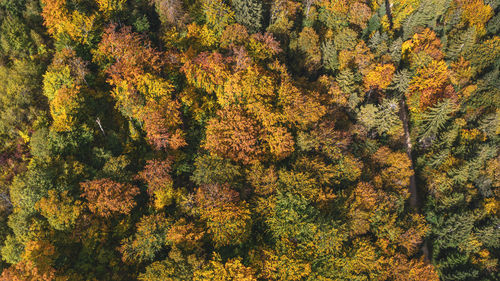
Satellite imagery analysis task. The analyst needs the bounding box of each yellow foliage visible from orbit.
[456,0,494,36]
[136,73,175,102]
[484,198,498,215]
[202,0,234,35]
[152,184,178,210]
[50,87,83,132]
[36,190,83,231]
[363,64,395,91]
[319,0,349,14]
[193,254,257,281]
[383,0,421,30]
[97,0,126,16]
[41,0,97,43]
[187,23,218,48]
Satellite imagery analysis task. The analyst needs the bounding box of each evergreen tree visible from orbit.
[232,0,263,33]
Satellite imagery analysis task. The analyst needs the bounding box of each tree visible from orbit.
[1,0,497,279]
[202,0,234,35]
[276,65,326,128]
[363,63,395,91]
[372,146,413,191]
[138,159,176,209]
[454,0,494,36]
[152,0,185,27]
[191,154,243,185]
[41,0,96,43]
[268,0,301,35]
[95,25,163,86]
[96,0,126,18]
[193,254,257,281]
[96,24,185,150]
[42,48,88,132]
[0,239,61,281]
[402,28,444,67]
[348,2,372,29]
[195,184,251,247]
[418,99,457,139]
[80,178,139,217]
[408,60,455,112]
[232,0,263,33]
[138,256,195,281]
[292,27,321,71]
[140,97,186,150]
[36,190,82,231]
[181,51,229,97]
[203,107,262,164]
[120,214,171,263]
[321,40,339,72]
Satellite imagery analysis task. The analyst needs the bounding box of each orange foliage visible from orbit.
[391,254,440,281]
[353,41,375,75]
[0,261,57,281]
[402,28,444,65]
[247,163,278,196]
[0,240,62,281]
[193,254,257,281]
[348,182,378,235]
[277,69,326,128]
[364,64,395,91]
[96,24,184,149]
[450,57,472,87]
[138,159,173,197]
[248,33,282,60]
[220,24,249,49]
[137,158,178,208]
[204,107,262,164]
[348,2,372,29]
[166,218,205,251]
[41,0,95,43]
[408,60,455,112]
[140,97,186,150]
[96,25,163,86]
[195,183,240,210]
[264,126,295,159]
[81,178,139,217]
[182,51,229,97]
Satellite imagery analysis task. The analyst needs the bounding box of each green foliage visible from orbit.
[419,99,456,139]
[267,191,318,243]
[120,214,171,263]
[444,27,477,61]
[232,0,262,33]
[321,40,338,72]
[1,235,23,264]
[191,154,242,185]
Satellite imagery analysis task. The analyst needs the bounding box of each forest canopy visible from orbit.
[0,0,498,280]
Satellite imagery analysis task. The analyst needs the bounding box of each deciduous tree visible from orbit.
[80,178,139,217]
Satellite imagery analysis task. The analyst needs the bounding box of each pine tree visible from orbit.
[232,0,263,33]
[321,39,338,72]
[419,99,456,139]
